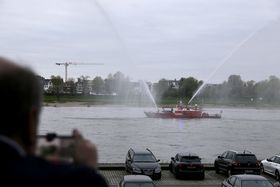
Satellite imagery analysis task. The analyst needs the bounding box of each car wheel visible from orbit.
[173,167,176,175]
[157,173,162,180]
[199,172,205,180]
[169,163,172,173]
[227,168,232,177]
[215,165,220,174]
[260,164,264,174]
[276,170,280,181]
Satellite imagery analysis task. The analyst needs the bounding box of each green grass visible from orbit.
[44,95,280,108]
[44,95,117,104]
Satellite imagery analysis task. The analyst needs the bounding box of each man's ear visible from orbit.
[25,107,40,154]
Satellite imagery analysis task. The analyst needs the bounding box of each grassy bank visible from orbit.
[44,95,117,105]
[44,95,280,108]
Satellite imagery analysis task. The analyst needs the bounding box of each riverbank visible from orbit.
[43,95,280,108]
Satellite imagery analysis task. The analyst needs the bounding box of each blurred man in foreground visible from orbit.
[0,57,108,187]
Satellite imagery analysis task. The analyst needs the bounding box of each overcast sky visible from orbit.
[0,0,280,83]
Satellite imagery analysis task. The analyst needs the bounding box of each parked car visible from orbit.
[125,148,161,180]
[118,175,155,187]
[261,155,280,181]
[169,152,204,179]
[221,174,276,187]
[214,150,260,176]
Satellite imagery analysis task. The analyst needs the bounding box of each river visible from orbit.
[40,106,280,163]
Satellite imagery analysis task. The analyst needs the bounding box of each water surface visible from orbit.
[40,106,280,163]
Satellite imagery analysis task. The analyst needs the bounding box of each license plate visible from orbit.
[144,172,153,175]
[144,170,153,175]
[187,166,196,169]
[245,170,253,173]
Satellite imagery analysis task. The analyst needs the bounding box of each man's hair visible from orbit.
[0,58,42,137]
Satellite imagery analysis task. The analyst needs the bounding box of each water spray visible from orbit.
[92,0,159,110]
[141,80,159,110]
[188,24,268,105]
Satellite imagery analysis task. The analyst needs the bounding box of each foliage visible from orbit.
[92,76,105,94]
[49,75,63,99]
[45,73,280,105]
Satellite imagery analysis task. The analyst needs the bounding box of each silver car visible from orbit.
[261,155,280,181]
[221,174,275,187]
[118,175,155,187]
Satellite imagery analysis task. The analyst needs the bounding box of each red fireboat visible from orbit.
[144,103,222,119]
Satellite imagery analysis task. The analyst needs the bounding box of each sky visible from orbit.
[0,0,280,83]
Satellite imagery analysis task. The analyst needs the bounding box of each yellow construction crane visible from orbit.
[55,62,103,82]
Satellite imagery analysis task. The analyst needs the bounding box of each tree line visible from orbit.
[45,71,130,96]
[44,72,280,105]
[154,74,280,105]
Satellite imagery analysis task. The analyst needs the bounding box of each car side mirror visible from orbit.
[267,159,271,162]
[171,157,175,161]
[157,159,160,162]
[218,156,223,159]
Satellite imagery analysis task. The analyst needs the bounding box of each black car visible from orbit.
[215,150,261,176]
[125,148,161,180]
[169,152,204,179]
[221,174,277,187]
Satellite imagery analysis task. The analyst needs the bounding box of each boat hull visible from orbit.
[144,111,221,119]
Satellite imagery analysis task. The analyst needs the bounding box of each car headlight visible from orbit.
[155,166,161,173]
[132,167,141,173]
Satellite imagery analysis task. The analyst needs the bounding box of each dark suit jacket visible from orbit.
[0,140,108,187]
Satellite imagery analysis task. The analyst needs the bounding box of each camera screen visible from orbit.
[36,134,74,163]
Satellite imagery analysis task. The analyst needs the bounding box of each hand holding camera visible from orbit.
[37,129,98,168]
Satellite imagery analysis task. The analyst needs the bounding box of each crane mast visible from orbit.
[55,62,103,82]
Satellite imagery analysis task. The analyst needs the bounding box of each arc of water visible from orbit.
[141,80,159,110]
[188,24,267,105]
[92,0,158,110]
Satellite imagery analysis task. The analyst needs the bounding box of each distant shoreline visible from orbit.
[43,101,280,109]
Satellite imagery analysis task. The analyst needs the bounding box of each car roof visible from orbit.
[178,152,199,157]
[234,175,268,180]
[131,149,152,155]
[227,150,255,155]
[123,175,153,182]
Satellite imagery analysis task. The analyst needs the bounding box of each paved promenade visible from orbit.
[98,163,277,186]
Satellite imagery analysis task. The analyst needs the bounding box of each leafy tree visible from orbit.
[243,80,256,99]
[154,79,169,99]
[112,71,130,96]
[179,77,202,99]
[104,74,114,94]
[92,76,105,94]
[50,75,63,99]
[227,75,244,99]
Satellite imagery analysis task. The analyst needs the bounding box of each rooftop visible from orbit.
[235,174,268,180]
[123,175,153,182]
[178,152,199,157]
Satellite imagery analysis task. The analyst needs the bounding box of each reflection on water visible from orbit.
[40,106,280,163]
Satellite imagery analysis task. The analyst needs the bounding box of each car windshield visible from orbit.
[236,155,257,163]
[181,156,201,162]
[133,154,156,162]
[125,183,154,187]
[241,180,273,187]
